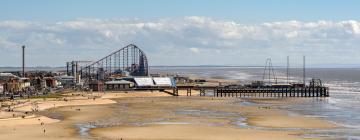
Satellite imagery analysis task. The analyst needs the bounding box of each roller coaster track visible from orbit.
[80,44,149,80]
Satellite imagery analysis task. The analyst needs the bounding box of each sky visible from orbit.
[0,0,360,67]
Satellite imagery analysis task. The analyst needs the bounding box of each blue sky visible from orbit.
[0,0,360,67]
[1,0,359,22]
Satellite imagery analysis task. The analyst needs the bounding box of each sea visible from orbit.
[151,67,360,140]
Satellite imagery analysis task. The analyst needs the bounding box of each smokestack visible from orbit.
[22,45,25,77]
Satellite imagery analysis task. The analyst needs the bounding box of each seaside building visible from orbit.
[19,78,31,89]
[0,73,31,93]
[105,80,134,91]
[43,77,61,88]
[0,83,3,94]
[56,75,75,88]
[89,81,104,91]
[0,73,19,81]
[3,79,21,93]
[30,77,43,90]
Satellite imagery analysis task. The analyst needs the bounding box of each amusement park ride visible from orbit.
[67,44,149,83]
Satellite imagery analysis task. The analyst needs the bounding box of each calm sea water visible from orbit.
[151,67,360,139]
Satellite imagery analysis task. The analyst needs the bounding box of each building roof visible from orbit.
[56,75,75,79]
[134,77,154,86]
[153,77,173,86]
[0,73,19,82]
[0,73,18,78]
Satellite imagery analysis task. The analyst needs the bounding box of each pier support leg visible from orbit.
[186,89,191,96]
[200,89,206,96]
[173,88,178,96]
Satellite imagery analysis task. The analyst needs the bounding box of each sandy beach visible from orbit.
[92,124,305,140]
[0,90,338,140]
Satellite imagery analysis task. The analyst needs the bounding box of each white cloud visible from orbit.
[189,47,200,53]
[0,17,360,67]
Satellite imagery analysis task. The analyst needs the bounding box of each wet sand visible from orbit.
[0,91,338,140]
[92,124,305,140]
[89,95,337,140]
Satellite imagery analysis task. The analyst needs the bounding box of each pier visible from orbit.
[170,86,329,98]
[213,87,329,98]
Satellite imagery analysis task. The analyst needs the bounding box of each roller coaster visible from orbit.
[79,44,149,81]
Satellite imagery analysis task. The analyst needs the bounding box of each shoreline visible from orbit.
[0,91,339,140]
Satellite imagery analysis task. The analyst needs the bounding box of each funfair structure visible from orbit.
[79,44,149,82]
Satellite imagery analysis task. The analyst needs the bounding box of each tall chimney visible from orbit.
[22,45,25,77]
